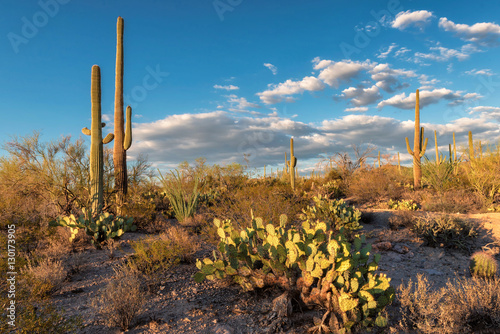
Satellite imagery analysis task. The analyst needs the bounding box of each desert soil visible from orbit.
[50,210,500,334]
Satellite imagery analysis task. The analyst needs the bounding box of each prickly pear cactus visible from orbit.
[49,211,136,249]
[300,195,362,234]
[194,207,394,333]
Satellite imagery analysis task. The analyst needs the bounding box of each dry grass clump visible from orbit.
[160,225,200,262]
[388,210,417,230]
[422,189,484,213]
[398,274,500,333]
[411,214,477,250]
[127,226,199,286]
[347,166,406,204]
[202,180,307,229]
[93,265,144,331]
[22,258,67,299]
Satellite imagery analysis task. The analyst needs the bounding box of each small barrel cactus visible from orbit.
[470,251,498,278]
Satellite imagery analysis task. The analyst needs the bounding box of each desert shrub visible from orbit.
[21,258,67,299]
[462,150,500,206]
[387,199,418,211]
[399,274,500,333]
[411,215,477,250]
[127,229,197,279]
[195,213,394,333]
[315,179,344,199]
[470,251,498,278]
[0,133,118,227]
[201,179,307,230]
[347,166,406,204]
[160,226,200,263]
[299,195,362,235]
[421,156,457,193]
[1,302,82,334]
[93,265,144,331]
[422,189,484,213]
[388,211,416,230]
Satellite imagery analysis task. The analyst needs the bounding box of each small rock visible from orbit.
[213,324,234,334]
[423,269,443,276]
[372,242,392,252]
[393,244,410,254]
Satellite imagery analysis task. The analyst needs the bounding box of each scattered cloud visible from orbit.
[395,47,411,57]
[469,106,500,120]
[439,17,500,46]
[370,63,417,92]
[340,85,382,107]
[257,76,324,104]
[391,10,434,30]
[226,94,261,113]
[377,43,398,59]
[465,68,495,76]
[264,63,278,75]
[214,84,239,90]
[344,107,368,113]
[414,43,481,62]
[313,58,372,88]
[377,88,482,110]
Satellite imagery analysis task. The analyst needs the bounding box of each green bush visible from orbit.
[299,195,362,235]
[388,199,418,211]
[411,215,477,250]
[195,212,394,333]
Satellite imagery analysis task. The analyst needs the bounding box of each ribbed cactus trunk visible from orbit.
[288,138,297,190]
[469,131,474,161]
[114,16,132,215]
[405,89,428,189]
[83,65,114,214]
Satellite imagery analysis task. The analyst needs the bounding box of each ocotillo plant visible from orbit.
[287,138,297,190]
[114,16,133,215]
[378,151,381,168]
[405,89,428,188]
[82,65,114,214]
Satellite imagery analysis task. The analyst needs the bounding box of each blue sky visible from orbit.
[2,0,500,174]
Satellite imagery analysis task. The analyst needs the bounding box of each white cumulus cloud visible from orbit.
[391,10,434,30]
[439,17,500,46]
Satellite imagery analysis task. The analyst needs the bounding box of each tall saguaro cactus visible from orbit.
[468,131,474,161]
[82,65,114,214]
[114,16,132,214]
[287,138,297,190]
[405,89,428,189]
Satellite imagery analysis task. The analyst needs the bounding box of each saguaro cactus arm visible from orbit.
[405,137,413,156]
[419,127,428,157]
[123,105,132,150]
